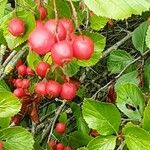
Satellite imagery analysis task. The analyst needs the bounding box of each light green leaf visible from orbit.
[87,135,116,150]
[116,83,144,121]
[2,9,36,49]
[77,32,106,67]
[107,50,134,74]
[132,21,149,53]
[63,59,80,77]
[0,117,10,129]
[0,0,7,18]
[83,0,150,20]
[77,147,88,150]
[27,50,41,71]
[43,52,52,65]
[142,100,150,131]
[115,71,139,90]
[82,98,121,135]
[0,85,21,118]
[0,127,34,150]
[90,15,108,30]
[123,123,150,150]
[0,79,10,91]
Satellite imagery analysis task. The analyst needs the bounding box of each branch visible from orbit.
[102,32,132,58]
[92,50,150,99]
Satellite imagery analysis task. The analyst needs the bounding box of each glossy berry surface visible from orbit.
[17,64,27,76]
[60,83,76,100]
[51,41,73,66]
[13,88,26,98]
[35,82,47,96]
[55,122,66,134]
[46,80,62,97]
[36,61,50,78]
[28,26,55,55]
[8,18,25,36]
[73,35,94,60]
[45,19,66,41]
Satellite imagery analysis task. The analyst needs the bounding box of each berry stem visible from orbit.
[68,0,82,35]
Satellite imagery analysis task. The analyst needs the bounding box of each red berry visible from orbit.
[28,26,55,55]
[8,18,25,36]
[13,88,26,98]
[45,19,66,41]
[36,20,44,28]
[59,19,74,33]
[46,80,62,97]
[73,35,94,60]
[56,143,64,150]
[0,142,3,150]
[36,61,50,78]
[60,83,76,100]
[26,67,34,76]
[22,79,30,89]
[35,82,47,96]
[64,146,72,150]
[55,122,66,134]
[51,41,73,66]
[39,6,47,20]
[17,64,27,76]
[48,140,57,150]
[15,79,22,88]
[16,59,23,68]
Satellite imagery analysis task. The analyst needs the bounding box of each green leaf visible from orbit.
[2,9,36,49]
[0,85,21,118]
[82,98,121,135]
[16,0,36,10]
[83,0,150,20]
[107,50,134,74]
[123,123,150,150]
[43,52,52,65]
[58,112,67,123]
[0,127,34,150]
[132,21,149,53]
[27,50,41,71]
[69,131,93,149]
[77,147,88,150]
[142,100,150,131]
[0,117,10,129]
[116,83,144,121]
[143,64,150,92]
[0,79,10,91]
[87,135,116,150]
[90,15,108,30]
[0,0,7,18]
[115,71,139,90]
[63,59,80,77]
[77,32,106,67]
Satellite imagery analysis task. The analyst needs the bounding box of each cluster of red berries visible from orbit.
[49,140,72,150]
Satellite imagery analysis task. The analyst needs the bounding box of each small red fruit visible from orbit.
[48,140,57,150]
[36,20,44,28]
[36,61,50,78]
[45,19,66,41]
[60,83,76,100]
[35,82,47,96]
[16,59,23,68]
[22,79,30,89]
[51,41,73,66]
[13,88,26,98]
[59,19,74,33]
[56,143,64,150]
[8,18,25,36]
[39,6,47,20]
[28,26,55,55]
[46,80,62,97]
[55,122,66,134]
[73,35,94,60]
[15,79,22,88]
[17,64,27,76]
[26,67,34,76]
[64,146,72,150]
[0,141,3,150]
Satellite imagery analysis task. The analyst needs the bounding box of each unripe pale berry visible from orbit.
[46,80,62,97]
[73,35,94,60]
[55,122,66,134]
[36,61,50,78]
[51,41,73,66]
[8,18,25,36]
[60,83,76,100]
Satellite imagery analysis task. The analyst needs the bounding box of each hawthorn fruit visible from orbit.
[55,122,66,134]
[39,6,47,20]
[13,88,26,98]
[35,82,47,96]
[48,140,57,150]
[56,143,64,150]
[17,64,27,76]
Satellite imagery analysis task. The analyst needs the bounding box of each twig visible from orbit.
[92,50,150,99]
[68,0,82,35]
[102,32,132,58]
[53,0,58,20]
[0,45,7,66]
